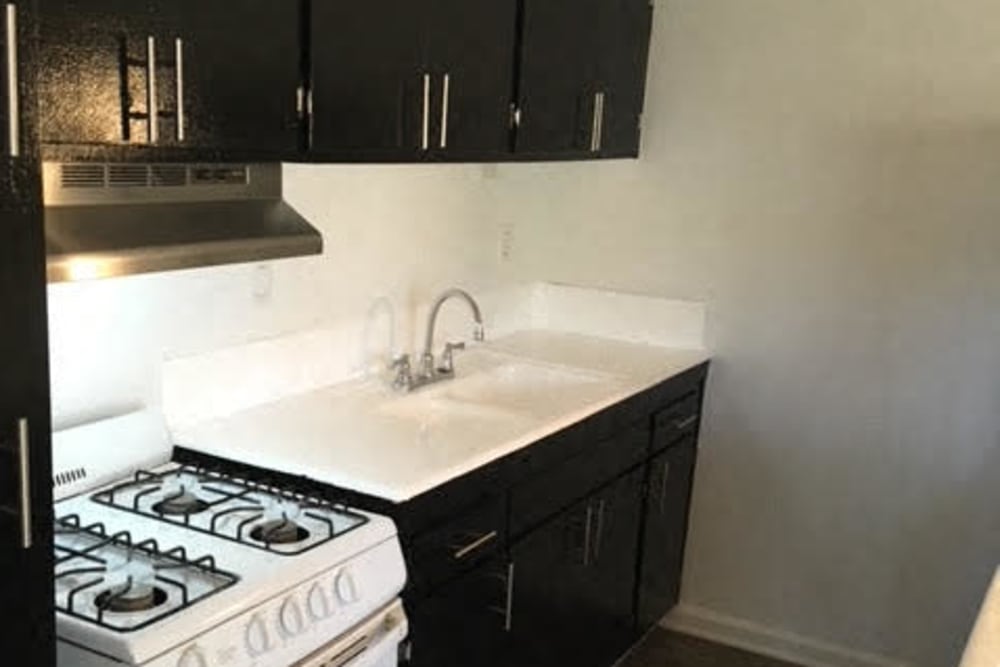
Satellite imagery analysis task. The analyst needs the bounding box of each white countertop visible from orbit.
[173,330,709,502]
[961,567,1000,667]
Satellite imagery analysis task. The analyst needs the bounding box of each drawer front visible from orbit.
[509,424,649,538]
[652,391,701,453]
[409,495,507,597]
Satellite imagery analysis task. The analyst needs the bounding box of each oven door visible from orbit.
[293,599,408,667]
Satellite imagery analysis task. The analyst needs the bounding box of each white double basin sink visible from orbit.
[375,351,627,436]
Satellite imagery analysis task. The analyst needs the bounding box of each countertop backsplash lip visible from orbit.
[162,281,707,430]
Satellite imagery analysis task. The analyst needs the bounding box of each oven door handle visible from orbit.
[292,600,407,667]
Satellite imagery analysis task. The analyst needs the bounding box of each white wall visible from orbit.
[47,164,511,428]
[489,1,1000,665]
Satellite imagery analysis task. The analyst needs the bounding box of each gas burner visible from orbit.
[95,584,168,613]
[90,465,369,555]
[250,519,310,545]
[151,474,210,516]
[53,515,239,632]
[152,493,209,516]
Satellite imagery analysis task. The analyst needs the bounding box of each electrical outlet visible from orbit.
[499,223,515,262]
[252,264,273,301]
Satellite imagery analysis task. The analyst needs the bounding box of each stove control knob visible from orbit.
[245,614,270,656]
[177,646,208,667]
[307,583,331,620]
[280,596,306,637]
[334,568,361,606]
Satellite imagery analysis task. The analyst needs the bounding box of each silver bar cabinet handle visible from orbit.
[421,73,430,151]
[504,562,515,632]
[174,38,184,142]
[593,498,606,561]
[582,503,594,566]
[146,36,158,144]
[17,418,31,550]
[659,460,671,514]
[439,73,450,149]
[674,414,698,431]
[5,3,19,157]
[590,91,605,152]
[452,530,497,560]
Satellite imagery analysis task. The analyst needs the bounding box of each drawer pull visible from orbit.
[452,530,498,560]
[659,460,671,514]
[673,414,698,430]
[5,4,19,157]
[582,504,594,567]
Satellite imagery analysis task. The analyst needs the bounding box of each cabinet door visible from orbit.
[0,163,55,663]
[37,0,159,146]
[595,0,653,157]
[584,467,644,664]
[154,0,300,158]
[507,495,596,667]
[514,0,600,156]
[636,436,697,631]
[310,0,427,159]
[425,0,517,159]
[408,559,512,667]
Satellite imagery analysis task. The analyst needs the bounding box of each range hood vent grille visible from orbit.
[58,163,250,191]
[44,162,322,282]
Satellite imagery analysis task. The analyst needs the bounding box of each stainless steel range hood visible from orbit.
[43,163,322,282]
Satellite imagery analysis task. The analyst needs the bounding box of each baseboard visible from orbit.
[661,604,913,667]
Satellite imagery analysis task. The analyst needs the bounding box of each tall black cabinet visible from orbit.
[1,0,54,663]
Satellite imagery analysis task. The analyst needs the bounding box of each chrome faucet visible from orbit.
[390,288,485,392]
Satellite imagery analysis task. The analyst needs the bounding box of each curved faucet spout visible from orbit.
[422,288,485,363]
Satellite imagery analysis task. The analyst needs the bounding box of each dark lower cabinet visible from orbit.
[507,467,644,667]
[1,3,55,661]
[636,435,697,632]
[408,558,513,667]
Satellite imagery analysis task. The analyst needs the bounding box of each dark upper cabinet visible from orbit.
[153,0,301,157]
[1,3,55,663]
[636,435,697,632]
[596,0,653,157]
[308,0,517,161]
[515,0,652,158]
[37,0,300,158]
[36,0,158,147]
[423,0,518,160]
[309,0,426,159]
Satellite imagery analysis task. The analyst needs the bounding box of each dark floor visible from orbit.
[618,629,802,667]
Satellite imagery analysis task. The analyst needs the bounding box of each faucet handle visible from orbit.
[390,354,412,391]
[439,341,466,375]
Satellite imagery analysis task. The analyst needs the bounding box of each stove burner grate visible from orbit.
[53,515,239,632]
[89,464,368,556]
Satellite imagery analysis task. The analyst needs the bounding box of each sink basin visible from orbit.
[377,358,622,426]
[441,361,621,420]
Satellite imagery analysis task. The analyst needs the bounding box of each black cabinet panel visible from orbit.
[508,467,644,667]
[514,0,600,156]
[409,558,512,667]
[38,0,299,158]
[37,0,159,146]
[596,0,653,157]
[309,0,426,159]
[0,84,55,667]
[636,435,696,632]
[159,0,300,156]
[425,0,517,159]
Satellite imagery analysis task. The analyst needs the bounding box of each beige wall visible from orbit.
[492,1,1000,664]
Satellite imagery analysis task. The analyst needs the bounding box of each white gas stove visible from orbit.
[52,411,408,667]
